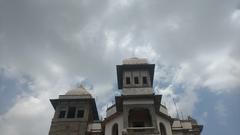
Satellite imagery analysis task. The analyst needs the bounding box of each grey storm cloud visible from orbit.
[0,0,239,71]
[0,0,240,135]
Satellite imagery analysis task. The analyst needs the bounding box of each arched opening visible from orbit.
[160,123,167,135]
[128,108,152,127]
[112,123,118,135]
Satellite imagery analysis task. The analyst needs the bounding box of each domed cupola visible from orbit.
[65,84,91,96]
[60,84,92,99]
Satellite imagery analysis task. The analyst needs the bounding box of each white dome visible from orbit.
[65,85,91,96]
[122,57,148,65]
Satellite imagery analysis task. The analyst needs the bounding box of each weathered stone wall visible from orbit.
[49,121,88,135]
[48,100,92,135]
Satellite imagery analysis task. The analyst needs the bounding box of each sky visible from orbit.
[0,0,239,135]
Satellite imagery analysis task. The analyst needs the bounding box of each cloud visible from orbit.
[201,50,240,92]
[0,96,50,135]
[0,0,240,135]
[231,9,240,26]
[155,63,200,118]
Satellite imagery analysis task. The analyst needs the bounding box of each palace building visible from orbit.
[48,58,203,135]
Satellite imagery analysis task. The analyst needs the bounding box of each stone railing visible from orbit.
[124,127,159,135]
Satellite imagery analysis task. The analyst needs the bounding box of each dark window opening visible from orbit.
[77,110,84,118]
[59,111,66,118]
[67,107,76,118]
[160,123,167,135]
[128,108,152,127]
[126,77,131,84]
[112,123,118,135]
[143,77,147,85]
[134,77,139,84]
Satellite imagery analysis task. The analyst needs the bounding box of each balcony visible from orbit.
[127,126,155,133]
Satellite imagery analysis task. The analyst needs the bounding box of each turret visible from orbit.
[48,85,99,135]
[116,57,155,95]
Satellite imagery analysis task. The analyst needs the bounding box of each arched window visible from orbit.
[160,123,167,135]
[128,108,152,127]
[112,123,118,135]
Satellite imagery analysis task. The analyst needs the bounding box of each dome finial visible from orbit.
[65,84,91,97]
[78,84,85,89]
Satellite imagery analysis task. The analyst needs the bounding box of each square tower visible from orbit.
[116,58,155,95]
[48,85,100,135]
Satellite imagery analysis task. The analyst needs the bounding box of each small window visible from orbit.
[77,110,84,118]
[59,110,66,118]
[67,107,76,118]
[142,77,147,85]
[134,77,139,84]
[126,77,131,84]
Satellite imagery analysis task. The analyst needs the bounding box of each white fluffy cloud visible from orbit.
[0,0,240,135]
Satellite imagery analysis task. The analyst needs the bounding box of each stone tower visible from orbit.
[115,57,167,134]
[48,85,99,135]
[116,58,155,95]
[104,57,173,135]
